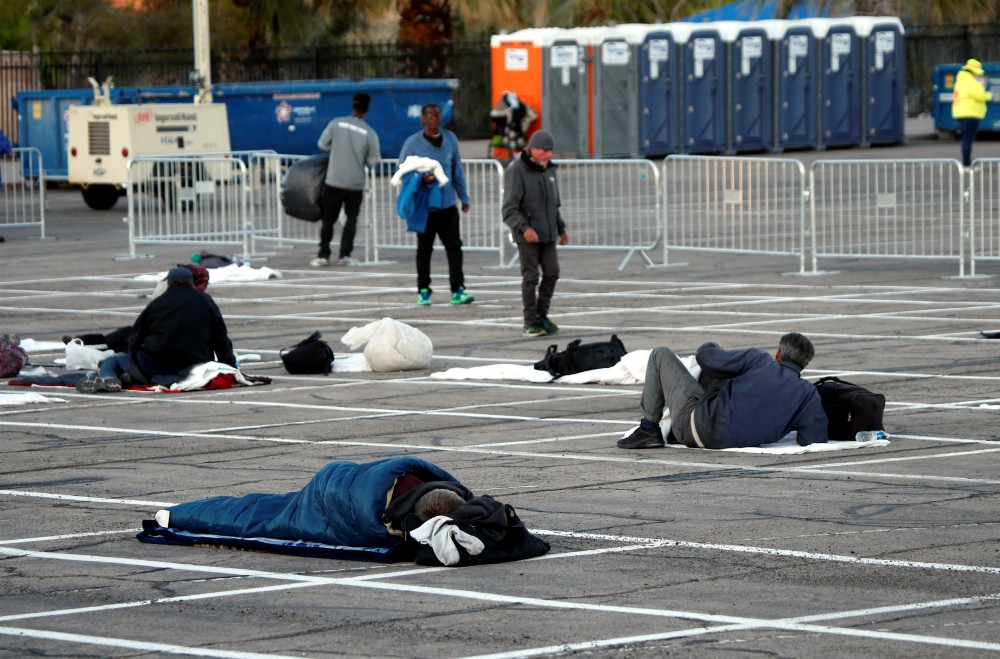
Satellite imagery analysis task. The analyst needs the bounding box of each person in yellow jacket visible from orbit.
[952,58,993,169]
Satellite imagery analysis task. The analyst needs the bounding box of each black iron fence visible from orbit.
[2,24,999,150]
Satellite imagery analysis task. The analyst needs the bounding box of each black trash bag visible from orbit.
[280,331,334,374]
[280,154,328,222]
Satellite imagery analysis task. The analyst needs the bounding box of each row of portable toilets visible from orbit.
[491,17,906,157]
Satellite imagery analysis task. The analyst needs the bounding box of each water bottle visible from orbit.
[855,430,888,442]
[242,254,251,268]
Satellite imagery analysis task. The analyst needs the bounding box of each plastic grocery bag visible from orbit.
[64,339,115,371]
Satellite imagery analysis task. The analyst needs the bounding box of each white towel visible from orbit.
[409,516,485,566]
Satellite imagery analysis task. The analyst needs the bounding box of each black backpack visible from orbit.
[814,376,885,441]
[280,331,334,374]
[534,335,627,377]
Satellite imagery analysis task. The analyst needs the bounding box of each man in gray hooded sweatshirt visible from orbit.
[312,92,381,267]
[502,130,570,338]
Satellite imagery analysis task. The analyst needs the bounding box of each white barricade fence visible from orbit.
[367,158,506,265]
[247,152,318,254]
[0,147,46,239]
[543,159,661,271]
[968,158,1000,277]
[125,155,251,259]
[663,155,809,273]
[810,159,966,275]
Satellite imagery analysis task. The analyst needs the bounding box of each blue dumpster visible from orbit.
[770,19,819,151]
[854,17,905,146]
[638,23,688,157]
[15,88,123,180]
[16,79,457,169]
[933,62,1000,135]
[811,18,861,147]
[726,21,778,153]
[682,23,728,153]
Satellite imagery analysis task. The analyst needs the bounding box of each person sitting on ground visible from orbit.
[64,263,210,352]
[76,266,236,393]
[618,332,828,450]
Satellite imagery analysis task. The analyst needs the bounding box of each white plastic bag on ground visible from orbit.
[341,318,433,371]
[64,339,115,371]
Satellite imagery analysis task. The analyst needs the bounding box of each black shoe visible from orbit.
[617,424,665,449]
[538,315,559,335]
[76,372,122,394]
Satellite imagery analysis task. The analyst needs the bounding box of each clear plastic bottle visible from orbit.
[855,430,888,441]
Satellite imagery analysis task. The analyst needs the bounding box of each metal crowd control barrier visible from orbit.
[0,147,46,239]
[542,159,661,271]
[968,158,1000,278]
[367,158,506,265]
[809,159,966,276]
[125,156,251,259]
[247,152,316,251]
[663,155,809,273]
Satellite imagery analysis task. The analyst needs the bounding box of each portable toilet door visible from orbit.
[773,19,818,151]
[816,19,861,148]
[853,16,905,146]
[594,26,639,158]
[543,30,591,158]
[725,21,776,153]
[682,23,727,154]
[639,24,686,157]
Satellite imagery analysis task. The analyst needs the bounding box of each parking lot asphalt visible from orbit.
[2,120,1000,658]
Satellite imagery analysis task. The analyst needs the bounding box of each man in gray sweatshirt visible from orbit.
[312,92,381,267]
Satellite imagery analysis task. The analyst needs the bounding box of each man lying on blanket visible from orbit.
[618,333,828,450]
[144,456,550,566]
[76,267,237,393]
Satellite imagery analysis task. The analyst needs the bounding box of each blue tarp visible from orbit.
[682,0,839,22]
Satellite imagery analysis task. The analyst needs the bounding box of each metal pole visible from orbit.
[192,0,213,103]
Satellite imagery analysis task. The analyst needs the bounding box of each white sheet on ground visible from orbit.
[164,362,261,391]
[331,353,372,373]
[0,392,67,405]
[134,263,282,284]
[430,350,699,387]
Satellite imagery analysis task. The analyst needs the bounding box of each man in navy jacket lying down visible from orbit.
[618,332,828,450]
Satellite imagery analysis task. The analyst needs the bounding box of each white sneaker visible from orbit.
[337,256,360,266]
[309,257,329,267]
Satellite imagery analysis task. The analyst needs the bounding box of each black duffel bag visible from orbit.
[534,335,627,377]
[814,376,885,441]
[280,331,334,374]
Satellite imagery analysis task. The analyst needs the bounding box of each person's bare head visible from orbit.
[775,332,815,369]
[414,488,465,520]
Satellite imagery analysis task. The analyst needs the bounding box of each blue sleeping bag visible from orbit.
[165,457,458,548]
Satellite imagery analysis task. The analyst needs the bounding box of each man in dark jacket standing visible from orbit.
[502,130,570,337]
[618,332,828,449]
[76,267,236,393]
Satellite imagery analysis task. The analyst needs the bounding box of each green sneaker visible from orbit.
[523,322,547,338]
[450,287,474,305]
[538,315,559,335]
[417,289,432,306]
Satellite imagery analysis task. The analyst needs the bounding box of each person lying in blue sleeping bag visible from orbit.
[145,456,550,566]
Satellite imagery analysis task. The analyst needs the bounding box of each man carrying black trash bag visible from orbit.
[312,92,381,267]
[618,333,828,450]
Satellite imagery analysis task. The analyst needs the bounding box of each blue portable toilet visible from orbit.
[542,29,592,157]
[852,16,905,146]
[593,25,640,158]
[15,88,120,180]
[638,23,689,157]
[807,18,862,148]
[726,20,779,153]
[681,22,728,154]
[768,18,820,151]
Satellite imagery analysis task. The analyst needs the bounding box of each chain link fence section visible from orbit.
[0,147,46,239]
[663,155,808,272]
[810,158,966,275]
[125,156,250,260]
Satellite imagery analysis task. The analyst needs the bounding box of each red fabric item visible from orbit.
[391,472,425,501]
